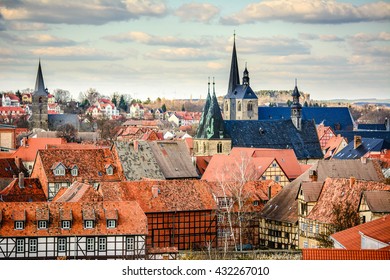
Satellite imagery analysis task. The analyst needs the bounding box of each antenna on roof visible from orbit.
[208,77,210,95]
[213,77,215,94]
[295,78,297,87]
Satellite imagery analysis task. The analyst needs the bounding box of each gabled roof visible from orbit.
[0,201,147,237]
[323,135,347,159]
[331,215,390,250]
[302,248,390,260]
[33,60,47,97]
[317,124,334,141]
[52,181,103,202]
[300,181,324,202]
[100,180,217,213]
[225,84,258,100]
[147,141,199,179]
[306,178,390,224]
[361,190,390,213]
[0,158,22,178]
[333,137,384,159]
[224,119,323,160]
[33,148,120,182]
[0,178,46,202]
[13,138,66,162]
[336,130,390,149]
[258,107,355,131]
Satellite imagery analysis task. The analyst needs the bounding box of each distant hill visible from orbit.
[325,98,390,106]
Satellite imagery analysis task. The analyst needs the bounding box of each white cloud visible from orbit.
[349,32,390,42]
[174,3,220,23]
[145,48,219,61]
[30,46,121,60]
[221,0,390,25]
[1,0,168,25]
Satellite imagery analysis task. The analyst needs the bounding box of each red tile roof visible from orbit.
[302,248,390,260]
[307,178,390,223]
[0,178,46,202]
[0,158,22,178]
[331,215,390,250]
[0,201,147,237]
[13,138,66,162]
[100,180,217,213]
[323,135,347,159]
[52,181,103,202]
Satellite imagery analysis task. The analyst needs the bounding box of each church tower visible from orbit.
[31,60,49,130]
[291,79,302,131]
[223,35,258,121]
[194,78,231,156]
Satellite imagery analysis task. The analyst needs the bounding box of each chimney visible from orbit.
[152,186,159,198]
[354,135,362,149]
[134,140,139,152]
[268,185,272,200]
[309,170,318,182]
[21,137,28,147]
[18,172,24,188]
[360,157,367,164]
[349,177,355,188]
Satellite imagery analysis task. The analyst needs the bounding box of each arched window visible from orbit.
[238,101,242,112]
[247,101,253,112]
[203,142,206,153]
[217,142,222,153]
[225,101,229,111]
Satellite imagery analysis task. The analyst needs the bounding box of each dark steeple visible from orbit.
[196,78,226,139]
[227,33,240,95]
[291,79,302,130]
[34,60,48,96]
[242,62,250,86]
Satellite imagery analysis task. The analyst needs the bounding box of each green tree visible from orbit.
[286,100,292,107]
[161,103,167,112]
[111,95,118,107]
[119,95,127,111]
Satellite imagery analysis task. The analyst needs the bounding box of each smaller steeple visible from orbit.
[242,62,250,86]
[227,32,240,95]
[291,79,302,131]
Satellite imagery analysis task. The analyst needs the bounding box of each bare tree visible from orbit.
[81,88,101,107]
[56,124,78,142]
[53,89,71,104]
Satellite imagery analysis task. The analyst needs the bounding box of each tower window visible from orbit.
[247,102,253,112]
[225,101,228,111]
[217,142,223,153]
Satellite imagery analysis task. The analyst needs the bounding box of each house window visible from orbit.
[107,220,116,228]
[217,142,223,153]
[274,175,280,182]
[85,220,94,229]
[15,221,24,230]
[86,237,94,252]
[261,176,266,180]
[253,200,259,206]
[247,102,253,112]
[98,237,106,252]
[225,101,228,111]
[16,239,24,253]
[54,168,65,176]
[38,220,47,229]
[29,239,37,253]
[303,241,308,248]
[218,228,231,238]
[106,166,113,175]
[238,101,242,112]
[71,168,78,176]
[217,214,224,223]
[58,238,66,252]
[218,198,232,208]
[272,162,277,168]
[62,220,71,229]
[315,224,319,234]
[309,224,313,233]
[126,237,134,251]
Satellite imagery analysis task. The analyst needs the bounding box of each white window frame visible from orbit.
[58,238,66,252]
[54,167,65,176]
[15,221,24,230]
[85,220,94,229]
[71,168,78,176]
[29,239,37,253]
[126,237,134,251]
[217,214,224,223]
[16,239,24,253]
[106,166,113,175]
[62,220,71,229]
[98,237,106,252]
[86,237,94,252]
[107,219,116,228]
[253,200,259,206]
[38,220,47,229]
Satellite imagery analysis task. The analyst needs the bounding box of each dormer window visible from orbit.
[83,208,96,229]
[60,209,73,230]
[52,162,66,176]
[13,210,26,230]
[38,220,48,229]
[15,221,24,230]
[107,220,116,228]
[105,164,114,175]
[70,165,78,176]
[85,220,94,229]
[62,220,71,229]
[36,207,49,230]
[105,209,118,229]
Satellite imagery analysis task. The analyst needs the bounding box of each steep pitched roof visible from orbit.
[258,107,355,131]
[147,141,198,179]
[302,249,390,260]
[33,60,47,97]
[333,138,385,159]
[52,181,103,202]
[300,181,324,202]
[100,180,217,213]
[227,36,240,96]
[306,178,390,224]
[224,119,323,160]
[0,158,22,178]
[13,138,65,162]
[337,130,390,149]
[331,215,390,250]
[0,201,147,237]
[0,178,46,202]
[361,190,390,213]
[323,135,347,159]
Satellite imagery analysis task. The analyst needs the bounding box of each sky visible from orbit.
[0,0,389,101]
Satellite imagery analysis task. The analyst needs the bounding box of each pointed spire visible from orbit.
[243,62,250,86]
[34,59,47,96]
[227,33,240,95]
[292,78,301,99]
[195,78,212,138]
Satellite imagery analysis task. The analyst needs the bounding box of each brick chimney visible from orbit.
[21,137,28,147]
[349,177,355,188]
[134,140,139,152]
[18,172,24,188]
[152,186,159,198]
[268,185,272,200]
[354,135,362,149]
[309,170,318,182]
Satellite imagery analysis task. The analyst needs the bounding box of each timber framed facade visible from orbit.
[258,218,298,249]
